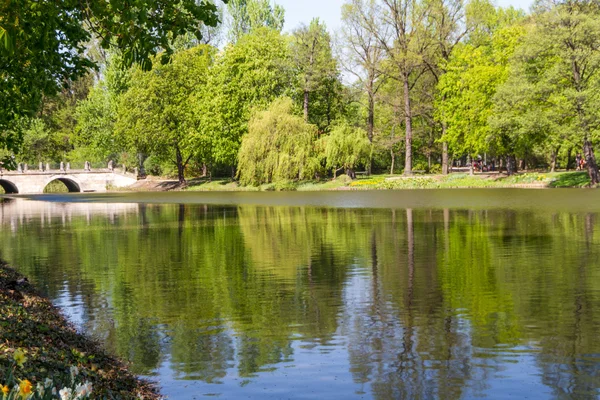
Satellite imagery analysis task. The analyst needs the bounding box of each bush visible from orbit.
[335,174,353,185]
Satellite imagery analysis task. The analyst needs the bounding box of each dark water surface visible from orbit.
[1,190,600,399]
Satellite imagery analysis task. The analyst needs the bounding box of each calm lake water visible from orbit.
[1,190,600,399]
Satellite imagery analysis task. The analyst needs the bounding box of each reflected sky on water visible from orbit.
[1,190,599,399]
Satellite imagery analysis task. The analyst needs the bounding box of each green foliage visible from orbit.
[226,0,285,43]
[237,98,320,186]
[0,0,225,161]
[492,0,600,163]
[74,85,118,162]
[291,18,343,132]
[43,181,70,194]
[204,28,293,167]
[116,45,215,182]
[74,53,134,165]
[10,0,600,182]
[322,123,371,173]
[20,119,50,164]
[436,21,526,158]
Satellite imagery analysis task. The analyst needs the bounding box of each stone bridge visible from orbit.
[0,165,138,194]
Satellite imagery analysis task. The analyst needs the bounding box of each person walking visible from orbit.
[576,153,582,171]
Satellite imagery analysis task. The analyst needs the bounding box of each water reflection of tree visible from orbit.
[169,321,234,383]
[535,213,600,399]
[344,209,473,399]
[1,202,600,397]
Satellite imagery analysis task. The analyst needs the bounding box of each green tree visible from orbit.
[291,19,341,131]
[203,28,293,175]
[426,0,478,175]
[496,0,600,183]
[116,45,215,183]
[20,119,50,165]
[322,123,371,178]
[14,73,95,166]
[226,0,285,43]
[339,0,387,150]
[74,85,119,163]
[370,0,436,176]
[0,0,226,166]
[74,52,133,165]
[436,14,525,174]
[237,98,320,186]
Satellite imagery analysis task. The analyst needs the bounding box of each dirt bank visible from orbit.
[0,261,161,399]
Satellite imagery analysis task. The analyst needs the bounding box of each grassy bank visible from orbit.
[182,171,593,192]
[0,261,160,399]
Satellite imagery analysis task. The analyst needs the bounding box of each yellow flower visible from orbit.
[1,385,10,395]
[18,380,32,398]
[13,349,27,368]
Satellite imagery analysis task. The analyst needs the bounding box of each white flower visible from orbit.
[44,378,53,388]
[59,387,73,400]
[74,381,92,398]
[70,366,79,378]
[36,383,45,396]
[52,387,57,395]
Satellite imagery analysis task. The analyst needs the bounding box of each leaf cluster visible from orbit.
[237,98,321,185]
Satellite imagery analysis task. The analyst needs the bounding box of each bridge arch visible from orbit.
[43,177,83,193]
[0,179,19,194]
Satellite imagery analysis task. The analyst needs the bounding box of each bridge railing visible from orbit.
[1,161,139,178]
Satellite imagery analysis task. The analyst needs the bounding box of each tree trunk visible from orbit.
[442,140,449,175]
[346,168,356,180]
[202,163,208,177]
[303,89,309,123]
[584,139,600,185]
[403,75,413,175]
[427,152,432,172]
[468,155,474,176]
[571,57,600,183]
[367,90,375,176]
[175,146,186,184]
[137,153,147,179]
[506,155,517,176]
[231,165,236,180]
[566,147,572,171]
[390,149,395,175]
[550,149,557,173]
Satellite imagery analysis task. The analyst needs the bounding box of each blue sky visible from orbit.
[277,0,535,33]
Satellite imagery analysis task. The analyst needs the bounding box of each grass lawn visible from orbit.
[183,171,593,192]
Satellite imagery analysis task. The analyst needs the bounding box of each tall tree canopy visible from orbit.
[436,6,526,173]
[292,19,341,131]
[0,0,226,164]
[116,46,215,183]
[203,27,292,172]
[226,0,285,43]
[493,0,600,182]
[9,0,600,185]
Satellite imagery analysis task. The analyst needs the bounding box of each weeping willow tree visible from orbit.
[237,98,321,186]
[322,123,371,179]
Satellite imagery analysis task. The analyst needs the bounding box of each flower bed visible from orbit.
[0,261,160,399]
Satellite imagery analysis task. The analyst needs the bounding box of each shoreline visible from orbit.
[124,171,594,192]
[0,261,161,399]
